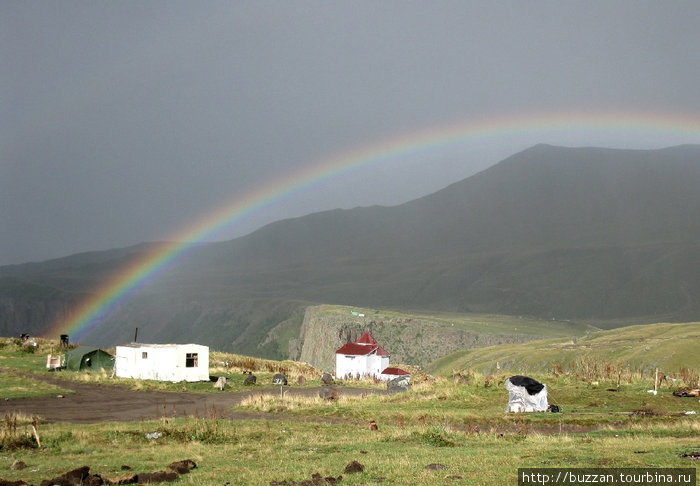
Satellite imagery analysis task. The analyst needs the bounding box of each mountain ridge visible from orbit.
[2,144,700,357]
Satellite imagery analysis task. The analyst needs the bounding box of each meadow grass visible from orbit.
[0,337,697,485]
[238,373,700,430]
[0,337,342,394]
[0,415,697,485]
[0,372,69,399]
[429,322,700,376]
[313,304,596,338]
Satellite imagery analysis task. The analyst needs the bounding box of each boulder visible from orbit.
[387,375,411,394]
[133,471,178,484]
[0,479,31,486]
[343,461,364,474]
[320,373,334,385]
[244,375,257,385]
[272,373,288,385]
[319,386,338,400]
[213,376,227,391]
[39,466,101,486]
[168,459,197,474]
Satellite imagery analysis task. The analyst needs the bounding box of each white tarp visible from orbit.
[505,376,549,412]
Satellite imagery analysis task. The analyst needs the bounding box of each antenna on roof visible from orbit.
[134,327,138,343]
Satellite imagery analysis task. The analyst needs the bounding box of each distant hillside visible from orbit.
[2,144,700,356]
[428,321,700,376]
[291,305,595,371]
[180,144,700,321]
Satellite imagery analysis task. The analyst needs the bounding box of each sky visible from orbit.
[2,1,700,266]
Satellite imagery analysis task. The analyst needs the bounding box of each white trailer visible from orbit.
[115,343,209,382]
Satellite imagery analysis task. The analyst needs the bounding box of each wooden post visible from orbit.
[654,368,659,393]
[31,425,41,448]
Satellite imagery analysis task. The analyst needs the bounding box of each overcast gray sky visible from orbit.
[3,1,700,266]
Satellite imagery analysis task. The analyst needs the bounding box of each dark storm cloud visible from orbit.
[2,1,700,265]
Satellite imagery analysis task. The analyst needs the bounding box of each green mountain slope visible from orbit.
[2,144,700,355]
[428,321,700,376]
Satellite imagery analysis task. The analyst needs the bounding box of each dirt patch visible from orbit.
[0,372,378,424]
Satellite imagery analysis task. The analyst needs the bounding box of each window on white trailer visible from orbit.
[186,353,198,368]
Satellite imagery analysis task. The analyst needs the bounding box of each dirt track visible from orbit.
[0,372,376,424]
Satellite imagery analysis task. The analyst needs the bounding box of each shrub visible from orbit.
[1,414,39,451]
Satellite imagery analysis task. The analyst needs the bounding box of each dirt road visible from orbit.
[0,373,376,424]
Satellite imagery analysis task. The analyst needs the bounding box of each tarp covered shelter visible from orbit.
[65,346,114,371]
[505,375,548,412]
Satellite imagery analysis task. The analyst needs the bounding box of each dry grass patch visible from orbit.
[239,392,366,413]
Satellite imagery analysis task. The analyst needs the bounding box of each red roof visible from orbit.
[336,332,389,356]
[356,331,377,345]
[381,367,410,376]
[336,342,389,356]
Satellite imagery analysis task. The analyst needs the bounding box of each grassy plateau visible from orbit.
[0,328,698,485]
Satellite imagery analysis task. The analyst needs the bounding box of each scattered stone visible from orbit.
[120,465,132,471]
[167,459,197,474]
[445,475,463,480]
[214,376,227,391]
[13,460,199,486]
[674,387,700,397]
[145,432,162,440]
[680,451,700,460]
[319,386,337,400]
[272,373,288,385]
[368,420,378,431]
[39,465,102,486]
[343,461,364,474]
[0,479,31,486]
[296,376,306,386]
[320,373,334,385]
[386,376,411,394]
[10,460,26,471]
[425,463,447,470]
[244,375,257,385]
[269,472,342,486]
[133,471,179,483]
[103,473,137,484]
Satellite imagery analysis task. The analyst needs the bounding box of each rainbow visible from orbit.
[45,110,700,342]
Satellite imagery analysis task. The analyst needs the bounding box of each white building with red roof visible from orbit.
[335,331,390,380]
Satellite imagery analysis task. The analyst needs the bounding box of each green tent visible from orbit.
[65,346,114,371]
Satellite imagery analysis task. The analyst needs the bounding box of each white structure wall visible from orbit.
[115,343,209,382]
[335,351,389,379]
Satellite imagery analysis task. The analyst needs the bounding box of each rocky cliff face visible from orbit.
[0,295,75,338]
[295,305,538,372]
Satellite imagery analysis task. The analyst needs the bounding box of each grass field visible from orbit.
[312,304,597,338]
[0,332,698,485]
[429,322,700,377]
